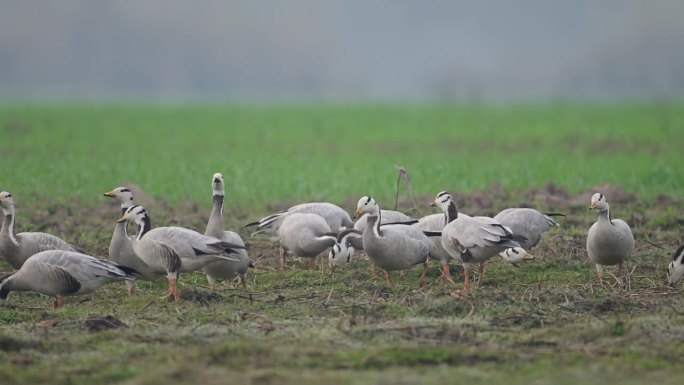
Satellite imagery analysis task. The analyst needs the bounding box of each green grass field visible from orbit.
[0,104,683,384]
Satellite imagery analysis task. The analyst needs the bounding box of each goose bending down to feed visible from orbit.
[355,196,434,288]
[494,207,563,257]
[586,193,634,283]
[499,247,535,267]
[203,173,252,290]
[104,187,164,295]
[415,191,460,284]
[328,229,363,272]
[667,245,684,286]
[0,250,136,309]
[277,213,338,270]
[0,191,82,269]
[438,192,525,293]
[118,205,244,302]
[246,202,353,236]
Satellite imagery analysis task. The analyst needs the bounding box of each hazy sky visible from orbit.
[1,0,682,103]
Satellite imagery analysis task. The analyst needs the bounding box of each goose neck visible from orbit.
[136,216,152,240]
[1,212,18,246]
[445,201,458,224]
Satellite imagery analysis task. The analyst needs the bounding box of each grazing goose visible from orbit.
[355,196,433,287]
[277,213,338,270]
[0,191,82,269]
[586,193,634,282]
[104,187,163,295]
[246,202,353,236]
[667,245,684,286]
[438,193,524,293]
[203,173,252,290]
[415,191,460,284]
[494,208,563,257]
[0,250,136,309]
[118,205,244,302]
[328,229,363,272]
[499,247,535,267]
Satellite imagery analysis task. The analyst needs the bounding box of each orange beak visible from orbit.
[116,215,127,223]
[103,191,116,198]
[429,201,437,207]
[354,207,364,218]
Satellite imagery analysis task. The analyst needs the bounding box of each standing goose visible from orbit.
[246,202,353,236]
[493,207,563,256]
[0,191,82,269]
[0,250,136,309]
[586,193,634,283]
[667,245,684,286]
[438,192,524,293]
[415,191,460,284]
[354,210,415,276]
[277,213,338,270]
[104,187,163,295]
[203,173,252,290]
[118,205,243,302]
[355,196,433,288]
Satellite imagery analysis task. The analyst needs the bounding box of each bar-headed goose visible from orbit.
[0,250,136,309]
[117,205,244,302]
[415,191,460,284]
[438,192,524,292]
[0,191,82,269]
[353,210,413,233]
[494,207,562,258]
[104,187,163,295]
[277,213,338,270]
[499,247,535,267]
[586,193,634,282]
[355,196,433,287]
[246,202,353,236]
[667,245,684,286]
[203,173,252,290]
[328,229,363,272]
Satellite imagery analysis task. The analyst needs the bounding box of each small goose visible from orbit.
[500,247,535,267]
[328,229,363,272]
[118,205,244,302]
[246,202,353,236]
[277,213,338,270]
[0,191,82,269]
[203,173,252,290]
[438,192,524,292]
[104,187,163,295]
[667,245,684,286]
[355,196,433,287]
[415,191,460,284]
[0,250,136,309]
[494,207,563,257]
[586,193,634,282]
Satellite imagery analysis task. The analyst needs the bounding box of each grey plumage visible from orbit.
[355,196,432,287]
[246,202,353,236]
[586,193,634,280]
[0,250,135,308]
[354,210,413,233]
[104,187,164,294]
[119,205,243,302]
[493,208,561,250]
[203,173,252,288]
[277,213,337,260]
[0,191,81,269]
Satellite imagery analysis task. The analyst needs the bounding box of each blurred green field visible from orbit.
[0,103,682,209]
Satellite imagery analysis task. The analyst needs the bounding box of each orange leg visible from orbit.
[418,262,428,288]
[279,246,287,272]
[384,271,394,287]
[441,264,456,285]
[371,263,377,278]
[308,258,317,270]
[53,296,64,309]
[127,286,134,296]
[477,262,485,288]
[463,266,470,293]
[168,277,180,303]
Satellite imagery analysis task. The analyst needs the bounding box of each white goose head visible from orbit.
[212,172,225,196]
[328,242,354,270]
[117,205,149,227]
[430,191,453,211]
[103,187,135,209]
[0,192,15,211]
[355,196,379,218]
[500,247,535,266]
[589,193,609,212]
[667,245,684,286]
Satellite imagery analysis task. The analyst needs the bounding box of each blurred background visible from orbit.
[1,0,683,104]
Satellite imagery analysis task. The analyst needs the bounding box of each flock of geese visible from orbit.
[0,173,682,309]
